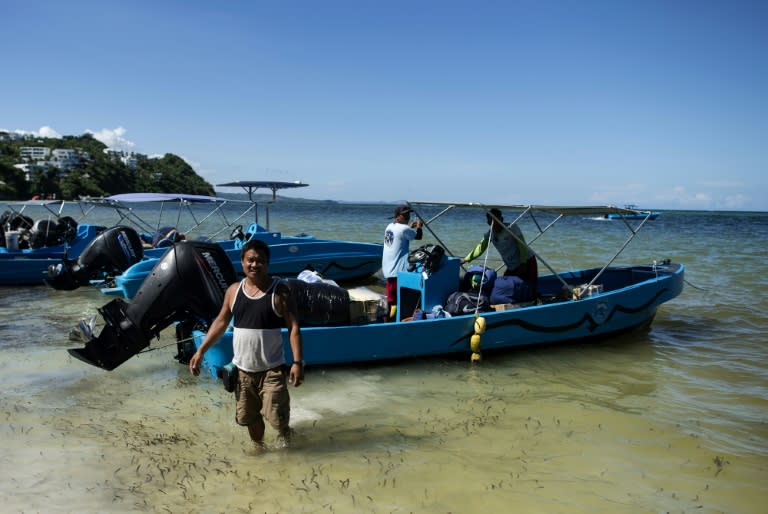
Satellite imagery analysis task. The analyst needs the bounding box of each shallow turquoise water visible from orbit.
[1,202,766,513]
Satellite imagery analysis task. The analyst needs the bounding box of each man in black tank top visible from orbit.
[190,239,304,450]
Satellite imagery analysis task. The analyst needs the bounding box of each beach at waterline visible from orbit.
[1,204,766,513]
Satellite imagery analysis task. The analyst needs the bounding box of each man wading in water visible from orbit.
[189,239,304,451]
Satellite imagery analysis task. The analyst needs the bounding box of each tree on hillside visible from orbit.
[135,154,213,195]
[0,162,27,199]
[0,134,215,199]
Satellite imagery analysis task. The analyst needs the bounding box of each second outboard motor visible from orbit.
[67,241,238,371]
[46,226,145,290]
[56,216,79,243]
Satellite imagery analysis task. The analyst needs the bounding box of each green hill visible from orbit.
[0,132,213,200]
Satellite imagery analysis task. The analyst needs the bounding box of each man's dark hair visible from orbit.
[486,208,503,225]
[241,238,270,262]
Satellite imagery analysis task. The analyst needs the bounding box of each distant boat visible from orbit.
[604,205,661,221]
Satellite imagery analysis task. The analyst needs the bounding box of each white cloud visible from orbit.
[37,126,61,138]
[1,126,62,138]
[653,186,713,208]
[180,155,201,171]
[722,194,749,209]
[85,126,136,151]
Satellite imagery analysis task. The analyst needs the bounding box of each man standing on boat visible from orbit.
[189,239,304,452]
[382,204,423,321]
[462,208,538,298]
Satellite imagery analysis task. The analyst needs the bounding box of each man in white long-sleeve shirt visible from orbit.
[382,204,423,321]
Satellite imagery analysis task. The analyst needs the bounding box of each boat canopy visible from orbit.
[409,201,645,217]
[407,201,658,297]
[216,180,309,227]
[216,180,308,201]
[103,193,233,204]
[81,192,253,240]
[2,199,98,221]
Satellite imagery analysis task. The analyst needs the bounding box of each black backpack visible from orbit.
[445,291,492,316]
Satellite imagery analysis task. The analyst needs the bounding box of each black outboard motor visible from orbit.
[46,226,145,290]
[56,216,79,242]
[67,241,238,371]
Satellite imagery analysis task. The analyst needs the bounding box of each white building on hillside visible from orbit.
[20,147,51,160]
[104,148,142,169]
[50,148,90,170]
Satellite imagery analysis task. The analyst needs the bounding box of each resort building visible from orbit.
[20,146,51,161]
[103,148,143,169]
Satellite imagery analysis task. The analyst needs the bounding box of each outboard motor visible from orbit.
[67,241,238,371]
[46,226,145,290]
[56,216,79,243]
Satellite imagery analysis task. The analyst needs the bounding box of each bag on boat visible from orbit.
[445,291,492,316]
[490,275,531,304]
[461,265,497,296]
[28,219,69,248]
[277,278,351,325]
[152,226,185,247]
[407,244,445,274]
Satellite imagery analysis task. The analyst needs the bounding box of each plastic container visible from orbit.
[4,231,20,251]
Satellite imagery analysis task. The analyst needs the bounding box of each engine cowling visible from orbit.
[67,240,238,370]
[46,226,145,290]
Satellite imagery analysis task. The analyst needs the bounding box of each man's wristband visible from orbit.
[292,360,304,367]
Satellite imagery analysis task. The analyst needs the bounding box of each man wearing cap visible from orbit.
[382,204,423,321]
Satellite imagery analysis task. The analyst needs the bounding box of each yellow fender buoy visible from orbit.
[470,333,482,353]
[470,314,485,362]
[473,316,486,334]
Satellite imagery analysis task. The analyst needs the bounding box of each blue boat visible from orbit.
[99,228,384,299]
[46,183,384,293]
[1,200,106,286]
[66,202,684,374]
[604,204,661,220]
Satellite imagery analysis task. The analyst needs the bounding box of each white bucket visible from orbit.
[4,230,20,251]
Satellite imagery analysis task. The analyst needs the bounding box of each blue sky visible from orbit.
[2,0,766,211]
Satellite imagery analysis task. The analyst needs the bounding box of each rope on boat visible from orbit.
[137,334,197,355]
[469,219,495,363]
[683,278,707,291]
